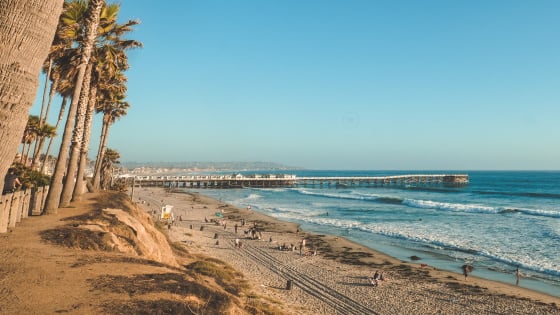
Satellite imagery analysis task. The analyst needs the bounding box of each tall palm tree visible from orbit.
[72,82,98,199]
[40,50,83,174]
[100,148,120,190]
[41,96,68,174]
[60,1,123,205]
[44,0,105,213]
[68,4,142,202]
[31,123,58,169]
[72,11,142,200]
[92,90,129,190]
[0,0,64,194]
[20,116,40,165]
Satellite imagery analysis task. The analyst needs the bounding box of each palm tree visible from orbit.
[0,0,63,194]
[74,12,141,198]
[44,0,105,213]
[100,148,120,190]
[70,3,141,200]
[40,96,68,174]
[31,123,57,169]
[20,116,40,165]
[40,47,84,174]
[72,81,98,199]
[92,90,129,190]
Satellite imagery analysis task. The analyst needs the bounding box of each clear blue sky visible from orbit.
[31,0,560,170]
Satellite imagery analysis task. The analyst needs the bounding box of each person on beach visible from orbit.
[462,264,473,280]
[3,168,21,195]
[516,267,522,286]
[369,271,380,287]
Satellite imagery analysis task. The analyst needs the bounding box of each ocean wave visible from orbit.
[294,188,560,218]
[516,208,560,218]
[403,199,499,214]
[253,187,290,193]
[243,193,262,200]
[280,215,560,278]
[473,190,560,199]
[375,196,406,204]
[403,199,560,218]
[294,188,404,204]
[268,206,325,217]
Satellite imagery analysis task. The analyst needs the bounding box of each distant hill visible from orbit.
[122,161,303,172]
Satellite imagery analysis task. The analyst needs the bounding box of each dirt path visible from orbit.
[0,192,266,315]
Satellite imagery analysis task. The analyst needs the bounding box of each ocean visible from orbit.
[185,170,560,297]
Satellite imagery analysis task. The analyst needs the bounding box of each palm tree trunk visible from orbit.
[72,85,97,201]
[60,63,93,206]
[24,141,33,166]
[38,58,52,124]
[44,0,104,213]
[20,142,27,163]
[31,137,42,166]
[32,76,60,170]
[31,136,47,169]
[30,64,57,169]
[0,0,62,193]
[41,96,67,174]
[43,76,59,126]
[92,114,110,190]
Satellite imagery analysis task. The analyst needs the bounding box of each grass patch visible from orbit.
[186,259,250,295]
[169,242,189,256]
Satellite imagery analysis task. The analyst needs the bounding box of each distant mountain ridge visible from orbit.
[122,161,303,171]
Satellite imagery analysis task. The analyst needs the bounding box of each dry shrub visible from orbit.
[92,273,240,314]
[186,260,250,295]
[40,227,119,251]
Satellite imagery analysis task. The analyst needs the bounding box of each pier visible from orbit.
[131,174,468,189]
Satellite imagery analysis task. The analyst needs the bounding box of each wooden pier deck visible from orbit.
[131,174,469,189]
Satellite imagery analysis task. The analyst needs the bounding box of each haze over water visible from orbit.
[186,170,560,297]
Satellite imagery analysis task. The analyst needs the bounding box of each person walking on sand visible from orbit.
[462,264,473,281]
[516,267,522,286]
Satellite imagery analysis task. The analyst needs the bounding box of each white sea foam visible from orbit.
[518,208,560,218]
[244,193,262,200]
[403,199,499,214]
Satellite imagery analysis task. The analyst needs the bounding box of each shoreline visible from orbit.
[297,221,560,297]
[186,184,560,297]
[135,187,559,314]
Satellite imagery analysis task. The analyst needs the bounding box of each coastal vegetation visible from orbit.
[1,0,139,201]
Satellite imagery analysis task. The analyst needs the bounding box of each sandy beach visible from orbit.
[134,187,559,315]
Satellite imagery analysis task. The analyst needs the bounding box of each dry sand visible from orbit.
[135,187,559,315]
[1,187,557,314]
